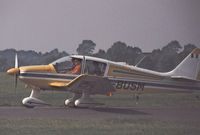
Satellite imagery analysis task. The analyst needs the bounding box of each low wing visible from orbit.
[50,74,115,95]
[171,76,199,82]
[50,82,68,87]
[50,75,84,87]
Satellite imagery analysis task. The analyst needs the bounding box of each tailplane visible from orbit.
[170,48,200,80]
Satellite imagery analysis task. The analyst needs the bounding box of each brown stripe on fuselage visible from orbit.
[107,64,164,80]
[115,87,189,94]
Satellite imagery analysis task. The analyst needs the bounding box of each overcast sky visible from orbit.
[0,0,200,53]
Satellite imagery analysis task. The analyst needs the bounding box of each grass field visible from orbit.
[0,72,200,135]
[0,118,200,135]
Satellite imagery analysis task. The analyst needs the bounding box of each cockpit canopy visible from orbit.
[51,55,107,76]
[51,56,73,73]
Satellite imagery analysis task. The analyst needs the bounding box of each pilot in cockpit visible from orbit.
[61,58,82,75]
[71,58,82,74]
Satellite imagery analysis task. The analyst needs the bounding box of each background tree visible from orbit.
[106,41,128,62]
[76,40,96,55]
[106,41,142,65]
[139,49,161,70]
[139,41,182,72]
[93,49,106,58]
[125,46,142,65]
[0,49,68,72]
[158,40,182,71]
[177,44,197,62]
[162,40,182,54]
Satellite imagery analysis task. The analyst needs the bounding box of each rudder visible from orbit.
[170,48,200,80]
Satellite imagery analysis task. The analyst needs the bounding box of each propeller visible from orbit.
[14,53,19,90]
[15,53,18,68]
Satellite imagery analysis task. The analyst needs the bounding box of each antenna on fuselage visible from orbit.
[135,56,146,67]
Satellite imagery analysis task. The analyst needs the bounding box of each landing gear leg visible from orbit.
[74,91,103,107]
[22,89,47,108]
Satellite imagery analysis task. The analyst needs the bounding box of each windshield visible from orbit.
[50,56,106,76]
[51,56,71,65]
[50,56,73,73]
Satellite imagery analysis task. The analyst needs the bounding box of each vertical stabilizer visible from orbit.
[170,48,200,80]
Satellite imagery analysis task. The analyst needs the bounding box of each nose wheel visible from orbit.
[22,89,48,108]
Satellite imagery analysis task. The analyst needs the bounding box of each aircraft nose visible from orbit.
[7,68,20,75]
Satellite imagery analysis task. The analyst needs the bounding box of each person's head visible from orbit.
[73,59,81,65]
[71,58,75,65]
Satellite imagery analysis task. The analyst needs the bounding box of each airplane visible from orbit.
[7,48,200,108]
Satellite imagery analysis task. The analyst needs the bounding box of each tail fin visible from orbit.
[170,48,200,80]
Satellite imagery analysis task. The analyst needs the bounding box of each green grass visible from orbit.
[0,118,200,135]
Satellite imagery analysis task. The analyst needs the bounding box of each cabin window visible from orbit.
[85,60,106,76]
[54,61,73,73]
[51,56,73,72]
[51,56,82,75]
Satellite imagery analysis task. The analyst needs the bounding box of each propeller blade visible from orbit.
[15,53,18,68]
[14,53,19,91]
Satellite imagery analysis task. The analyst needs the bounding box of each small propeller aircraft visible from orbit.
[7,48,200,108]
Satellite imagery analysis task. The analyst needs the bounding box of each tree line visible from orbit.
[0,49,68,72]
[0,40,197,72]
